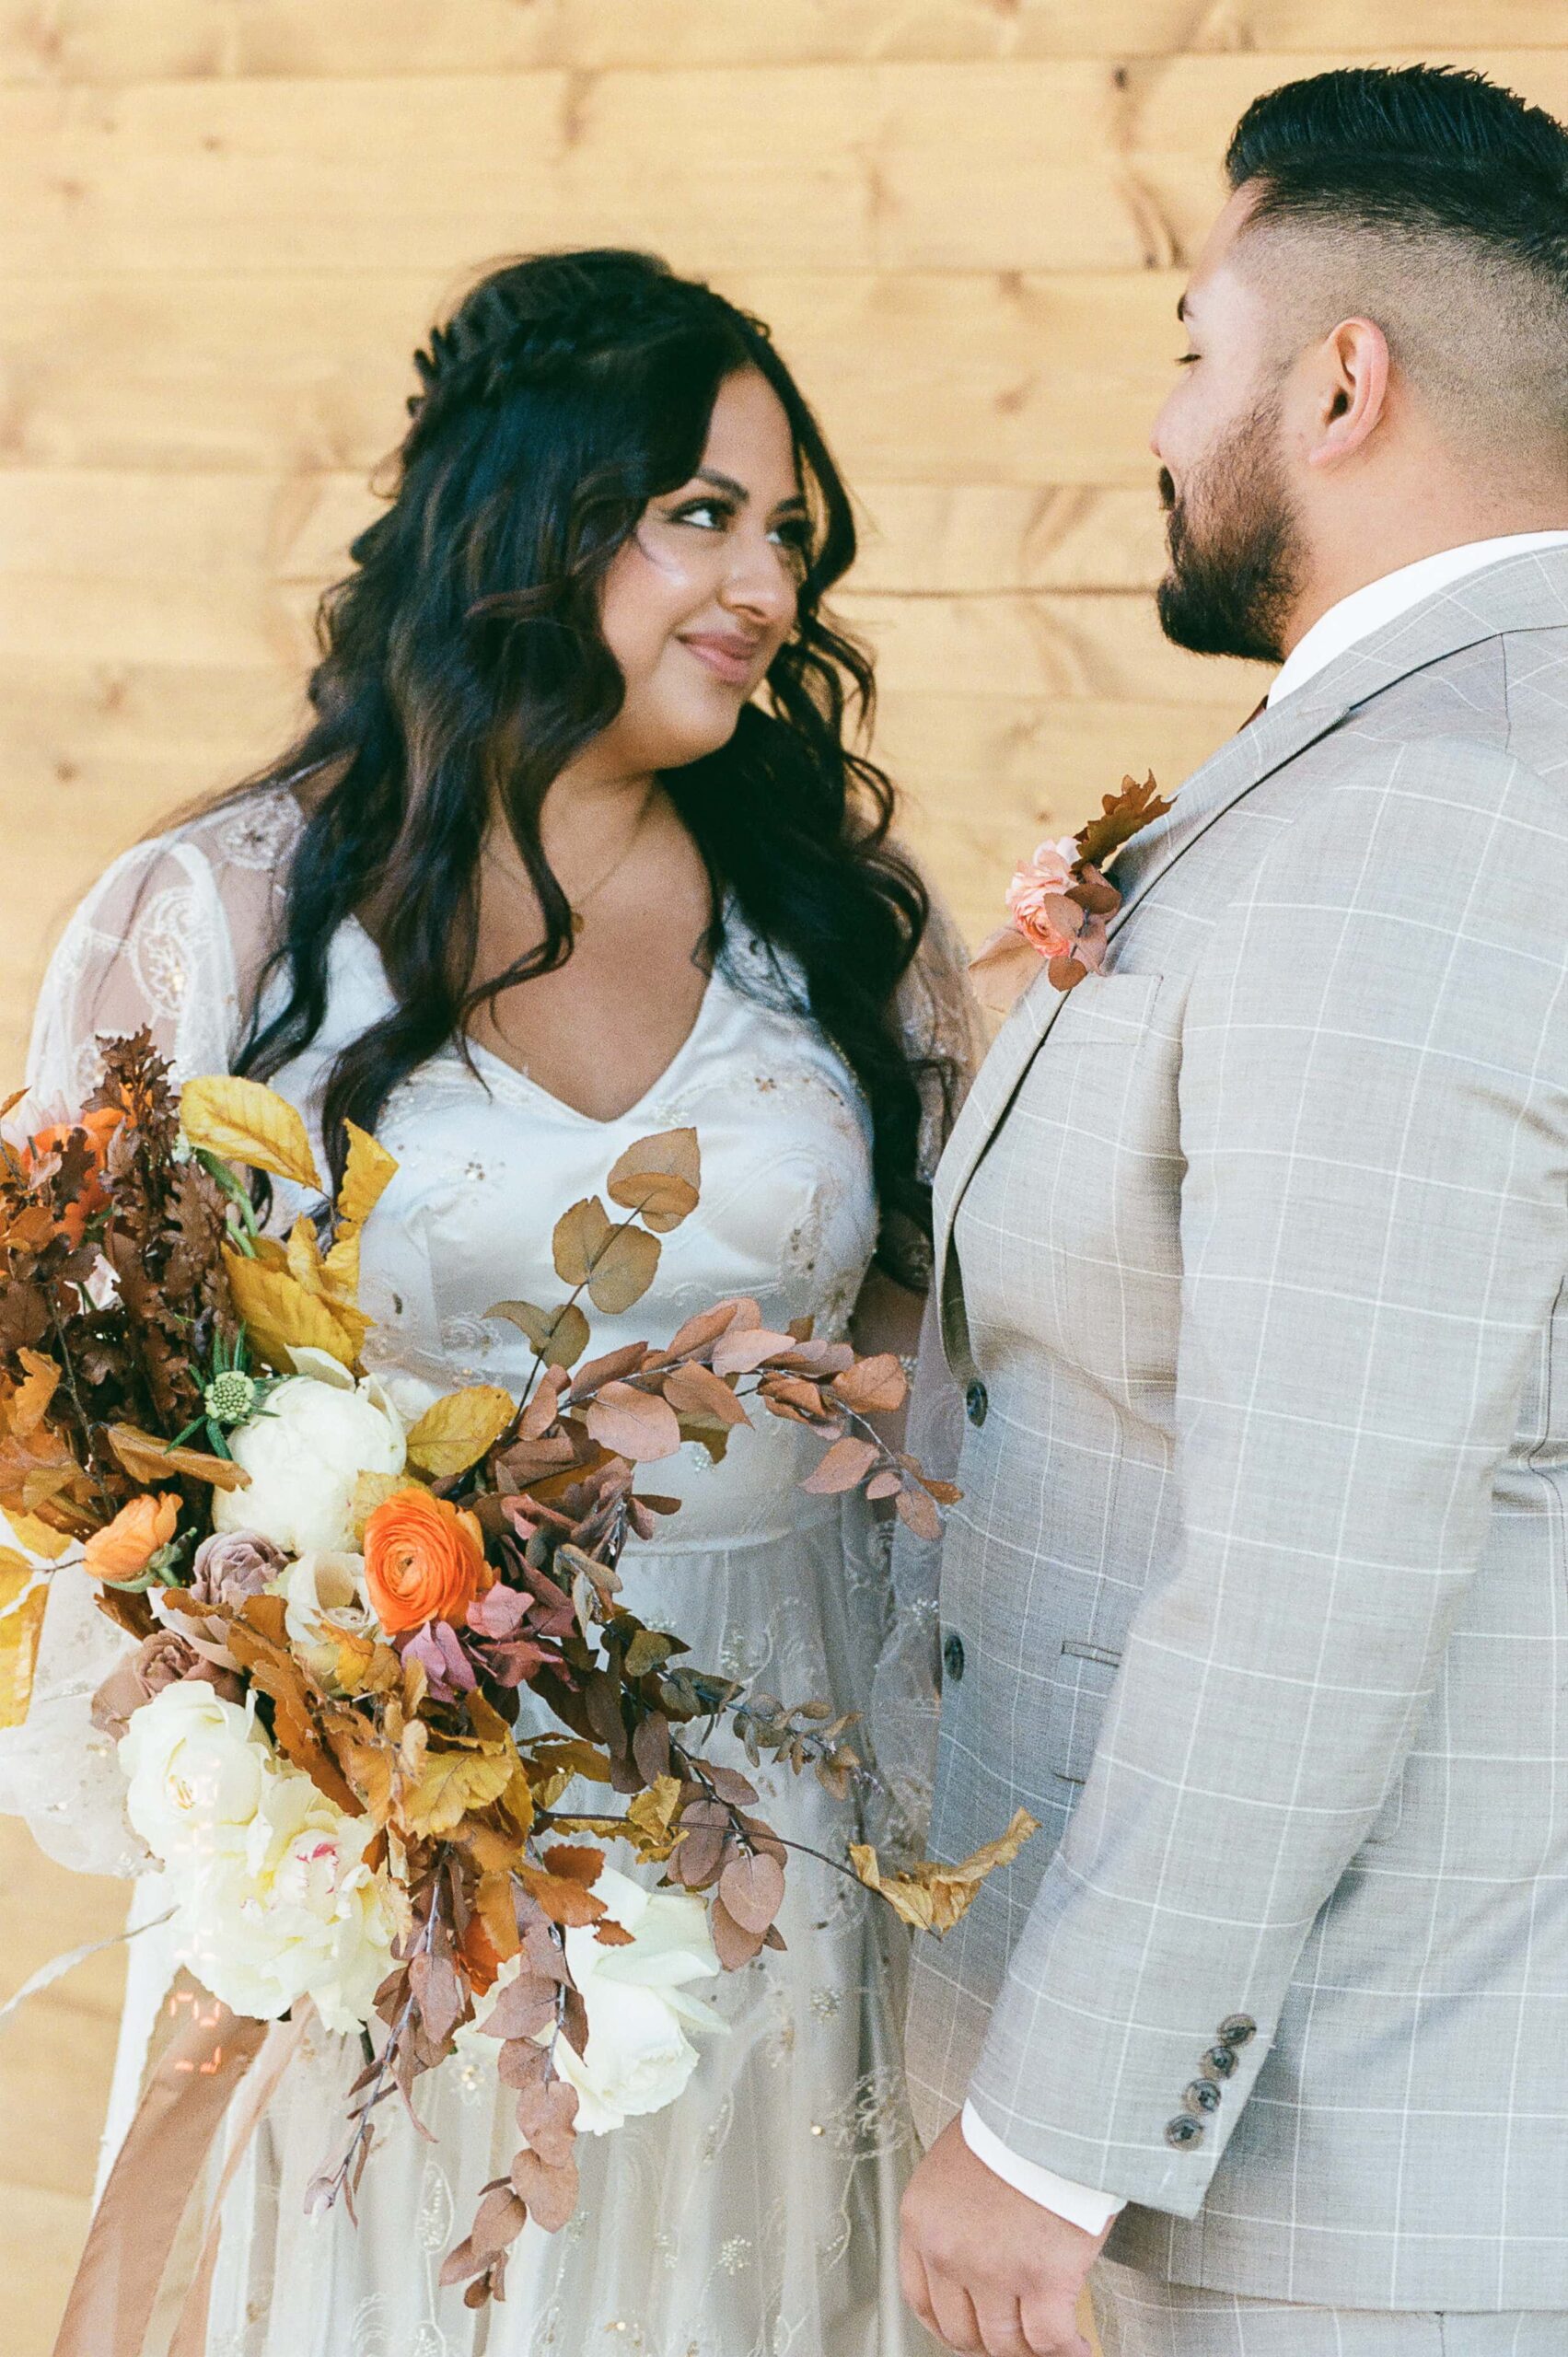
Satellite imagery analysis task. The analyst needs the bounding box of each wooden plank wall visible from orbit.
[2,9,1563,2350]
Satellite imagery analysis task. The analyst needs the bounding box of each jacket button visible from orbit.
[1201,2044,1237,2080]
[965,1380,989,1427]
[942,1632,966,1683]
[1165,2114,1204,2149]
[1216,2014,1257,2049]
[1183,2078,1222,2116]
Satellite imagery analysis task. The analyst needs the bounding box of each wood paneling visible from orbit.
[4,57,1568,277]
[0,2,1561,82]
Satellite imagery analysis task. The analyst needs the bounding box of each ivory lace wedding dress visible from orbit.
[0,785,976,2357]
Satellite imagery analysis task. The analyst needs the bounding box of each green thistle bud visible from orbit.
[204,1368,259,1427]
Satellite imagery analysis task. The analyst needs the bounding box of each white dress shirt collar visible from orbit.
[1266,530,1568,708]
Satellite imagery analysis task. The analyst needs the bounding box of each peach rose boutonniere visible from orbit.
[970,772,1173,1015]
[362,1485,494,1634]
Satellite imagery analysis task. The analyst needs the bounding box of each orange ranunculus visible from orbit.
[23,1105,124,1244]
[363,1487,493,1634]
[84,1492,180,1583]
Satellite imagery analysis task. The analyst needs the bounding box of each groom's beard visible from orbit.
[1156,399,1302,665]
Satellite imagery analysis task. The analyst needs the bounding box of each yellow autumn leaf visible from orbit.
[405,1386,516,1478]
[224,1248,366,1374]
[848,1807,1040,1937]
[9,1351,60,1438]
[180,1074,322,1191]
[0,1550,48,1730]
[321,1122,400,1305]
[623,1772,684,1863]
[5,1510,75,1562]
[285,1213,329,1297]
[349,1468,412,1541]
[401,1744,514,1839]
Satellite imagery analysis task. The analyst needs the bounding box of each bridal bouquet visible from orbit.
[0,1032,1033,2311]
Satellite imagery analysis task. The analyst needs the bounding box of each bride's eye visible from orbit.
[769,518,812,580]
[668,497,732,531]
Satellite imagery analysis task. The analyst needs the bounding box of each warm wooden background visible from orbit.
[3,8,1563,2351]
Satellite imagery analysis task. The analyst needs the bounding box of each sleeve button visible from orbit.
[1201,2045,1237,2080]
[1183,2078,1222,2116]
[1165,2114,1205,2149]
[1216,2014,1257,2048]
[942,1632,966,1682]
[965,1379,989,1427]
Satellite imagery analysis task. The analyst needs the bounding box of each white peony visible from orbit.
[180,1768,397,2035]
[272,1549,376,1650]
[544,1866,726,2133]
[119,1681,272,1875]
[211,1374,406,1557]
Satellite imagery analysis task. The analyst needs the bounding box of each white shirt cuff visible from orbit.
[959,2101,1127,2235]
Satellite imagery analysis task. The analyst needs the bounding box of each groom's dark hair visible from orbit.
[1224,65,1568,456]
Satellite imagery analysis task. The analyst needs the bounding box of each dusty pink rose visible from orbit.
[90,1630,243,1741]
[190,1528,287,1609]
[1004,837,1082,958]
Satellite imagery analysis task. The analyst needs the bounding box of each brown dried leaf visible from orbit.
[660,1359,749,1427]
[468,2182,529,2265]
[517,1862,608,1928]
[584,1381,680,1465]
[709,1893,767,1969]
[584,1225,661,1318]
[803,1435,880,1495]
[893,1482,942,1540]
[106,1422,253,1492]
[667,1300,753,1357]
[605,1128,702,1234]
[830,1353,909,1416]
[486,1299,591,1370]
[848,1806,1040,1936]
[517,2074,580,2168]
[541,1841,605,1888]
[511,2145,579,2233]
[9,1351,60,1439]
[711,1326,799,1378]
[482,1972,557,2044]
[1073,772,1173,874]
[718,1852,785,1935]
[552,1195,612,1288]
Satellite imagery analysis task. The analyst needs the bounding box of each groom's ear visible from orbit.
[1302,316,1391,470]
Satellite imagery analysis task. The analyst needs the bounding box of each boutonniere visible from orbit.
[970,772,1173,1015]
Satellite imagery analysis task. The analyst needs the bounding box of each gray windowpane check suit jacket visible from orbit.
[907,548,1568,2313]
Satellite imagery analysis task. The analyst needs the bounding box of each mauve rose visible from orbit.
[190,1529,287,1609]
[90,1629,243,1741]
[1004,837,1082,960]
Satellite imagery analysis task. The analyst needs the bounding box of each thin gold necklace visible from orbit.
[486,785,661,927]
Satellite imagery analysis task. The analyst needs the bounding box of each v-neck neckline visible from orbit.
[338,912,725,1132]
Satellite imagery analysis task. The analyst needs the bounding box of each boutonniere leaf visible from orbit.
[970,771,1172,1015]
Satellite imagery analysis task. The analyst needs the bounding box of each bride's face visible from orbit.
[595,366,810,772]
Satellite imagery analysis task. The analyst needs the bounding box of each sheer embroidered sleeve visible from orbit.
[0,791,297,1875]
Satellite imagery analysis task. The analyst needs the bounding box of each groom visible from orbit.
[900,64,1568,2357]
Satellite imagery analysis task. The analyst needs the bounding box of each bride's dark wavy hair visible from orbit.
[227,248,945,1276]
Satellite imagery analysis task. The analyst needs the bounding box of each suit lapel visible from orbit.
[933,542,1568,1308]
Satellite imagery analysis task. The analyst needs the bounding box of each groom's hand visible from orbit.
[900,2117,1108,2356]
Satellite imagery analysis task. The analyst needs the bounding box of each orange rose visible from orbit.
[363,1487,492,1634]
[23,1106,123,1244]
[84,1492,180,1584]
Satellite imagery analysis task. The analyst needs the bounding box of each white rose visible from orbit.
[528,1866,725,2133]
[181,1769,396,2035]
[272,1550,375,1649]
[211,1375,405,1557]
[119,1681,272,1875]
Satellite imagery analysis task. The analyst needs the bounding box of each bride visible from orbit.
[4,250,980,2355]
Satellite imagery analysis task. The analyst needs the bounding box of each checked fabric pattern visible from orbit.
[908,547,1568,2314]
